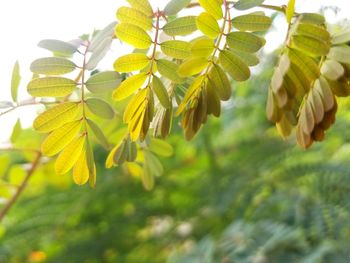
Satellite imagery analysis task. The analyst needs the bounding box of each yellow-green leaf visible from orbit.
[30,57,76,75]
[291,35,330,57]
[55,135,86,175]
[152,76,171,109]
[27,77,77,97]
[116,7,152,31]
[288,48,320,82]
[41,120,82,156]
[163,16,197,36]
[198,0,223,20]
[296,23,330,42]
[160,40,191,59]
[332,28,350,45]
[191,38,215,57]
[85,71,121,93]
[114,53,149,73]
[113,73,148,101]
[219,50,250,82]
[11,61,20,102]
[226,32,265,53]
[196,12,220,39]
[126,0,153,17]
[178,57,208,77]
[85,98,115,119]
[33,102,80,133]
[286,0,295,23]
[156,59,185,83]
[73,150,90,185]
[115,23,152,49]
[232,13,272,32]
[149,138,174,157]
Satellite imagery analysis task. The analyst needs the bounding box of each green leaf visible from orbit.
[163,16,197,36]
[30,57,76,75]
[164,0,192,15]
[116,6,152,31]
[38,39,78,56]
[126,0,153,17]
[196,12,221,39]
[149,138,174,157]
[156,59,185,83]
[144,151,164,177]
[55,135,86,175]
[234,0,265,11]
[33,102,80,133]
[85,98,115,119]
[10,119,22,143]
[41,120,82,156]
[11,61,20,102]
[114,53,150,73]
[299,13,325,25]
[113,72,148,101]
[208,64,232,101]
[230,49,259,66]
[27,77,76,97]
[328,46,350,64]
[191,38,215,57]
[291,35,330,57]
[86,119,110,149]
[160,40,191,59]
[219,50,250,82]
[232,13,272,32]
[88,22,117,52]
[115,23,152,49]
[198,0,223,20]
[321,60,344,81]
[86,71,121,93]
[178,57,208,77]
[226,32,265,53]
[286,0,295,23]
[152,76,171,109]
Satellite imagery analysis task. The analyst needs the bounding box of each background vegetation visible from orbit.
[1,53,350,262]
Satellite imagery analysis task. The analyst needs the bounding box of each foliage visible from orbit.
[1,0,350,261]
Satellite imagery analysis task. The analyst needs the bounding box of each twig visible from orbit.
[0,152,42,222]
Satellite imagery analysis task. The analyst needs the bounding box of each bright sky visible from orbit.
[0,0,348,143]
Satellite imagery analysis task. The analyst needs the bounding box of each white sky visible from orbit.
[0,0,349,143]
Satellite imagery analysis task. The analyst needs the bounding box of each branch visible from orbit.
[0,152,42,222]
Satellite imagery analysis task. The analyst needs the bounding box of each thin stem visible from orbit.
[0,147,40,153]
[0,100,59,118]
[187,1,285,13]
[0,152,42,222]
[204,0,230,75]
[147,9,161,85]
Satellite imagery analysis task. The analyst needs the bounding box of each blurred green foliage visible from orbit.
[1,55,350,263]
